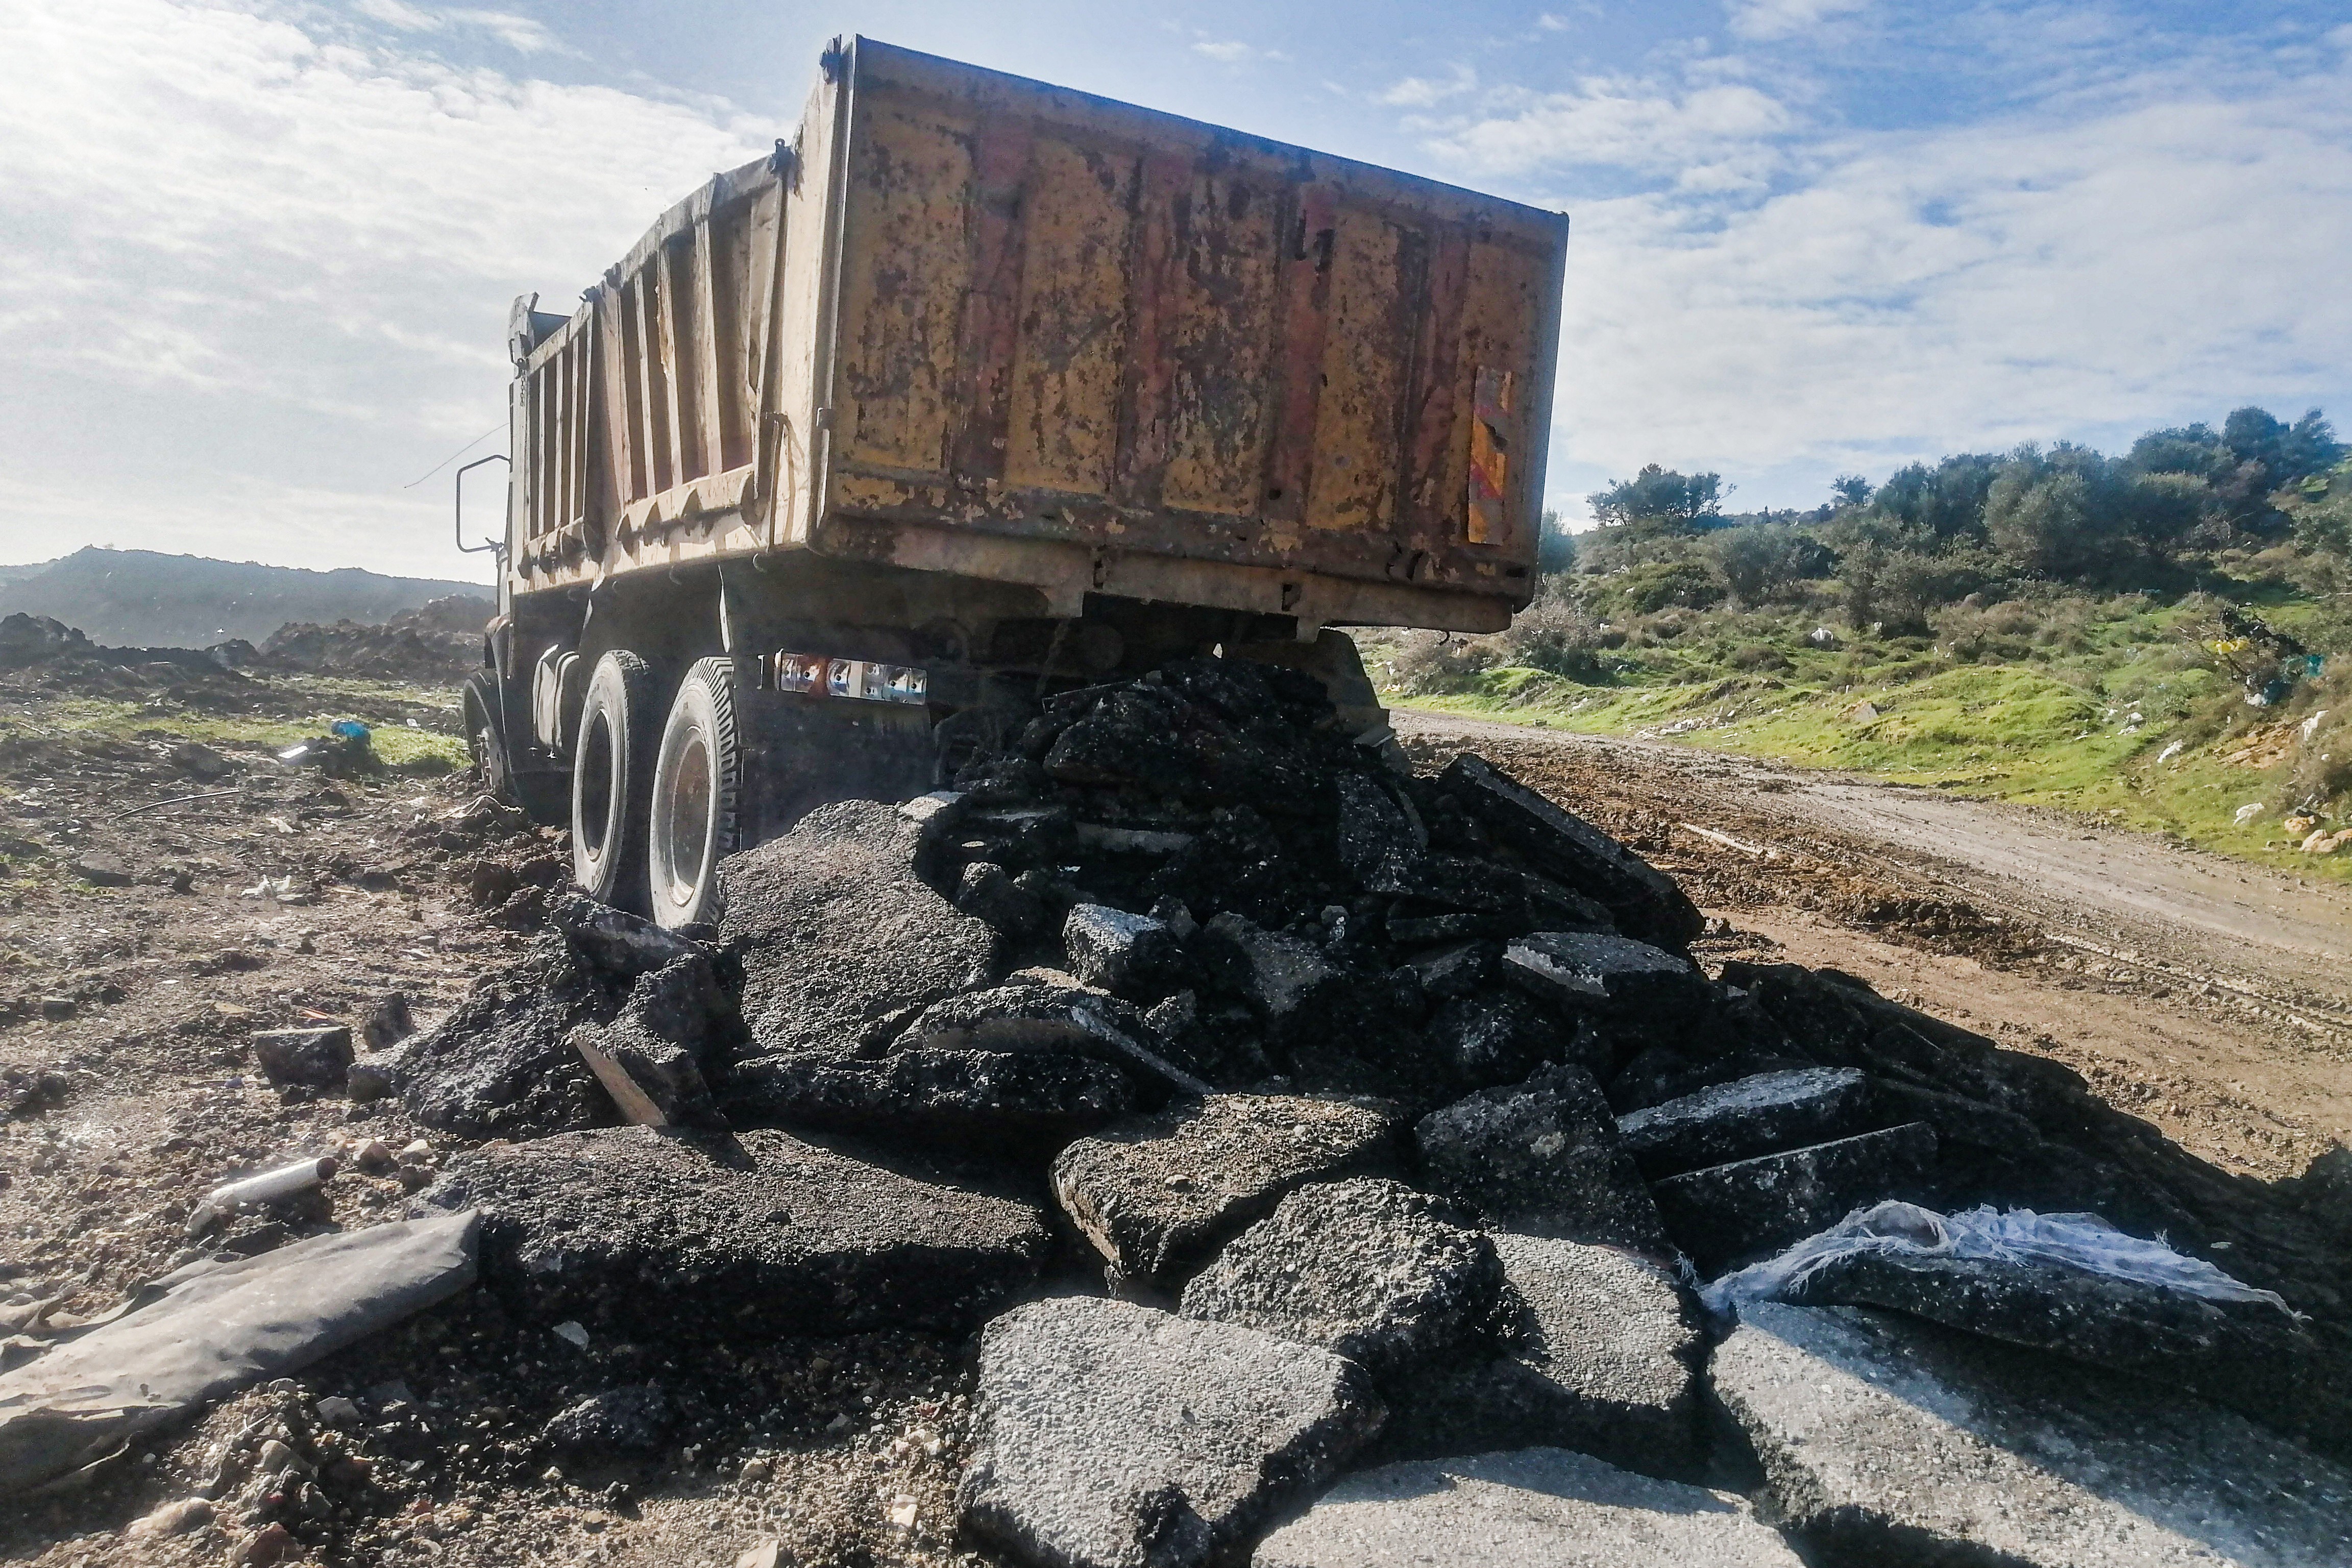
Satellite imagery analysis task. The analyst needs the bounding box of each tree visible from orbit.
[1536,508,1577,574]
[1868,454,1999,544]
[1587,464,1724,531]
[1983,443,2131,579]
[1831,474,1873,508]
[1707,525,1834,605]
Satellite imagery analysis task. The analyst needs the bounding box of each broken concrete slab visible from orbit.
[1713,1300,2352,1567]
[1415,1065,1670,1254]
[415,1126,1049,1340]
[1380,1233,1706,1480]
[0,1212,477,1493]
[1652,1123,1938,1272]
[1501,931,1710,1023]
[1775,1244,2352,1455]
[1178,1178,1502,1380]
[1252,1448,1804,1568]
[250,1025,355,1090]
[959,1295,1383,1568]
[1439,754,1702,950]
[1615,1067,1873,1179]
[718,1044,1139,1146]
[718,799,999,1056]
[1050,1095,1402,1290]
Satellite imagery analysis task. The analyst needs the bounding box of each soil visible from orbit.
[1,679,2345,1567]
[1400,710,2352,1182]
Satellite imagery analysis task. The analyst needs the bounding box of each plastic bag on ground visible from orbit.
[1701,1200,2294,1318]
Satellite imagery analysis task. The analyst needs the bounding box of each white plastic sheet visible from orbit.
[1702,1200,2295,1318]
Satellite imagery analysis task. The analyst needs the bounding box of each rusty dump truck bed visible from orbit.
[507,37,1566,634]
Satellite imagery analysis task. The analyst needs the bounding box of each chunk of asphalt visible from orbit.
[1439,753,1702,949]
[718,799,999,1056]
[250,1025,355,1090]
[1178,1178,1502,1381]
[1380,1234,1706,1480]
[1713,1300,2352,1567]
[1615,1066,1874,1180]
[1252,1448,1805,1568]
[1423,989,1573,1091]
[414,1125,1049,1340]
[718,1044,1139,1147]
[959,1295,1383,1568]
[1501,931,1710,1022]
[1050,1095,1403,1290]
[1651,1122,1939,1273]
[1064,903,1185,998]
[1202,912,1340,1021]
[1333,772,1420,879]
[398,933,621,1140]
[1778,1245,2352,1458]
[1415,1065,1670,1255]
[898,974,1210,1095]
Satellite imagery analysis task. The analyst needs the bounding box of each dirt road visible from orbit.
[1400,709,2352,1179]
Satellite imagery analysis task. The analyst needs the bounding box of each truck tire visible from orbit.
[462,672,517,806]
[646,657,742,930]
[571,650,658,911]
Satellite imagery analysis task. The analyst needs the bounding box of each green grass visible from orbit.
[1,679,469,772]
[1371,591,2350,881]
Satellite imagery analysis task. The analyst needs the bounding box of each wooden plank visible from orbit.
[949,115,1035,485]
[1263,182,1337,525]
[1111,150,1188,507]
[571,1034,668,1127]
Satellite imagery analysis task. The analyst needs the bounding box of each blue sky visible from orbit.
[2,1,2347,579]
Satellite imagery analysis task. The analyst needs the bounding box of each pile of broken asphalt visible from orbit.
[12,653,2352,1567]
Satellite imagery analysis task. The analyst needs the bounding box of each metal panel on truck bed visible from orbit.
[813,40,1565,631]
[504,37,1567,636]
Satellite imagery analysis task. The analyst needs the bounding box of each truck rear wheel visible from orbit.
[572,650,658,911]
[646,657,742,930]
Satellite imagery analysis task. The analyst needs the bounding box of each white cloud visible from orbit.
[1378,65,1478,109]
[1424,78,1795,179]
[1544,55,2352,514]
[354,0,568,56]
[1192,40,1252,62]
[1725,0,1872,43]
[0,0,779,577]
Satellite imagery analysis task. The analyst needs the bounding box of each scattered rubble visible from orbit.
[1714,1301,2352,1567]
[1050,1095,1402,1291]
[1253,1448,1804,1568]
[959,1295,1383,1568]
[414,1125,1051,1341]
[10,645,2352,1568]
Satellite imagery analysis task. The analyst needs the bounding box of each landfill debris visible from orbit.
[13,646,2352,1563]
[1713,1300,2352,1567]
[186,1156,339,1236]
[1253,1448,1804,1568]
[0,1213,477,1493]
[959,1295,1383,1568]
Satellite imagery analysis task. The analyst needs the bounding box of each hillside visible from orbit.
[0,547,487,647]
[1365,418,2351,880]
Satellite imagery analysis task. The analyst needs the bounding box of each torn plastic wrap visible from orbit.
[1702,1200,2296,1318]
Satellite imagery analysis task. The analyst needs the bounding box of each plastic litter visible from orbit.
[1701,1200,2295,1318]
[330,718,371,741]
[186,1156,338,1236]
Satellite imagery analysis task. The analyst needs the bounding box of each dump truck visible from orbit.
[464,36,1568,928]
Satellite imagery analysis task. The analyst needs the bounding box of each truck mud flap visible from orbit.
[734,685,938,849]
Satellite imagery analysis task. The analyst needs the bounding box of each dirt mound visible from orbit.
[258,594,492,682]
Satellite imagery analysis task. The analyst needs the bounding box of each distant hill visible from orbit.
[0,548,490,648]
